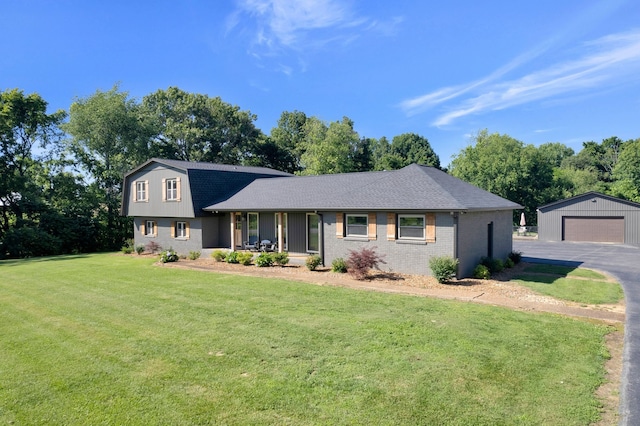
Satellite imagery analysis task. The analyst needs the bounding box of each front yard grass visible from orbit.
[514,264,623,305]
[0,254,613,425]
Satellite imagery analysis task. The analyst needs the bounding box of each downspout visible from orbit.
[317,212,325,266]
[453,213,459,278]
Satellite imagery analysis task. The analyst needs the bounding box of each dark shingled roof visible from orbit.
[124,158,293,177]
[121,158,293,216]
[204,164,522,212]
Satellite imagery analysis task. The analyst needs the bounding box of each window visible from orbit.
[144,220,155,237]
[275,213,288,250]
[176,221,187,238]
[346,214,368,237]
[398,215,425,240]
[247,213,259,245]
[135,181,148,202]
[307,213,319,252]
[166,178,178,201]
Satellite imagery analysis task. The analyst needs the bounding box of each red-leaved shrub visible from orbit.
[346,246,386,280]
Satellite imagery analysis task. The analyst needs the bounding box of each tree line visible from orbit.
[2,86,639,258]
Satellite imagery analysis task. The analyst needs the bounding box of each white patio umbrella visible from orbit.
[520,212,526,227]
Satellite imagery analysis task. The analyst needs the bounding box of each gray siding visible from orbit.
[538,194,640,244]
[133,217,203,255]
[322,212,454,276]
[127,164,195,218]
[288,212,308,253]
[457,210,513,277]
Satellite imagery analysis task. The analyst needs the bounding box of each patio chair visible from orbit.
[244,237,259,251]
[263,241,277,252]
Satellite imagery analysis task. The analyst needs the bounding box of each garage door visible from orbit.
[563,217,624,243]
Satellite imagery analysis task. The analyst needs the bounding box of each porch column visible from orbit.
[277,211,284,253]
[230,212,236,250]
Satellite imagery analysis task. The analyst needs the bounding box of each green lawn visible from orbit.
[0,254,613,425]
[515,265,623,305]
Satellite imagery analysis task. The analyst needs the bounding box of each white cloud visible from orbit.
[401,29,640,127]
[230,0,403,63]
[233,0,357,48]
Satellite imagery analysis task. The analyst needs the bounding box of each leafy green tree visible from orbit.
[375,133,440,170]
[0,89,65,253]
[62,85,150,250]
[538,142,575,167]
[612,138,640,202]
[142,87,262,164]
[299,117,359,175]
[269,110,308,172]
[558,136,627,196]
[450,130,556,224]
[351,137,374,172]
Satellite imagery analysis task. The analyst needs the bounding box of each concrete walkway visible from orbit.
[514,240,640,425]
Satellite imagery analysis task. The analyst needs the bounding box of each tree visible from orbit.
[450,130,556,224]
[538,142,574,168]
[299,117,359,175]
[558,136,627,196]
[0,89,65,251]
[612,138,640,202]
[142,87,262,165]
[62,85,150,250]
[375,133,440,170]
[269,110,308,172]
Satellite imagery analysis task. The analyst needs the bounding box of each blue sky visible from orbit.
[3,0,640,166]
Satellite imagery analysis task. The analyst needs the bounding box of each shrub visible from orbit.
[272,252,289,266]
[429,256,459,283]
[237,252,254,265]
[505,258,515,269]
[473,264,491,280]
[255,252,274,267]
[305,254,322,271]
[121,239,134,254]
[211,250,228,262]
[160,249,179,263]
[226,251,239,264]
[145,241,161,254]
[135,244,145,255]
[480,256,504,274]
[346,247,386,280]
[188,250,201,260]
[508,250,523,264]
[331,257,348,273]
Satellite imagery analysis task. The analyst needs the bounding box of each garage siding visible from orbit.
[538,192,640,245]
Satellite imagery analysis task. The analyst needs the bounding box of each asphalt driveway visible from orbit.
[514,240,640,425]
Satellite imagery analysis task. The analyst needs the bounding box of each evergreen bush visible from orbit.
[255,252,274,267]
[273,252,289,266]
[331,257,348,273]
[305,254,322,271]
[473,264,491,280]
[211,250,228,262]
[237,252,253,265]
[429,256,459,283]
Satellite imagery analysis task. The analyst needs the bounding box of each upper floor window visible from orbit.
[133,180,148,202]
[166,179,177,200]
[398,215,425,240]
[162,177,182,202]
[346,214,368,237]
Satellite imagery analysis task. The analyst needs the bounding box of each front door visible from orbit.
[234,213,243,249]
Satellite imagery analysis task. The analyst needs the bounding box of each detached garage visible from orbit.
[538,192,640,245]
